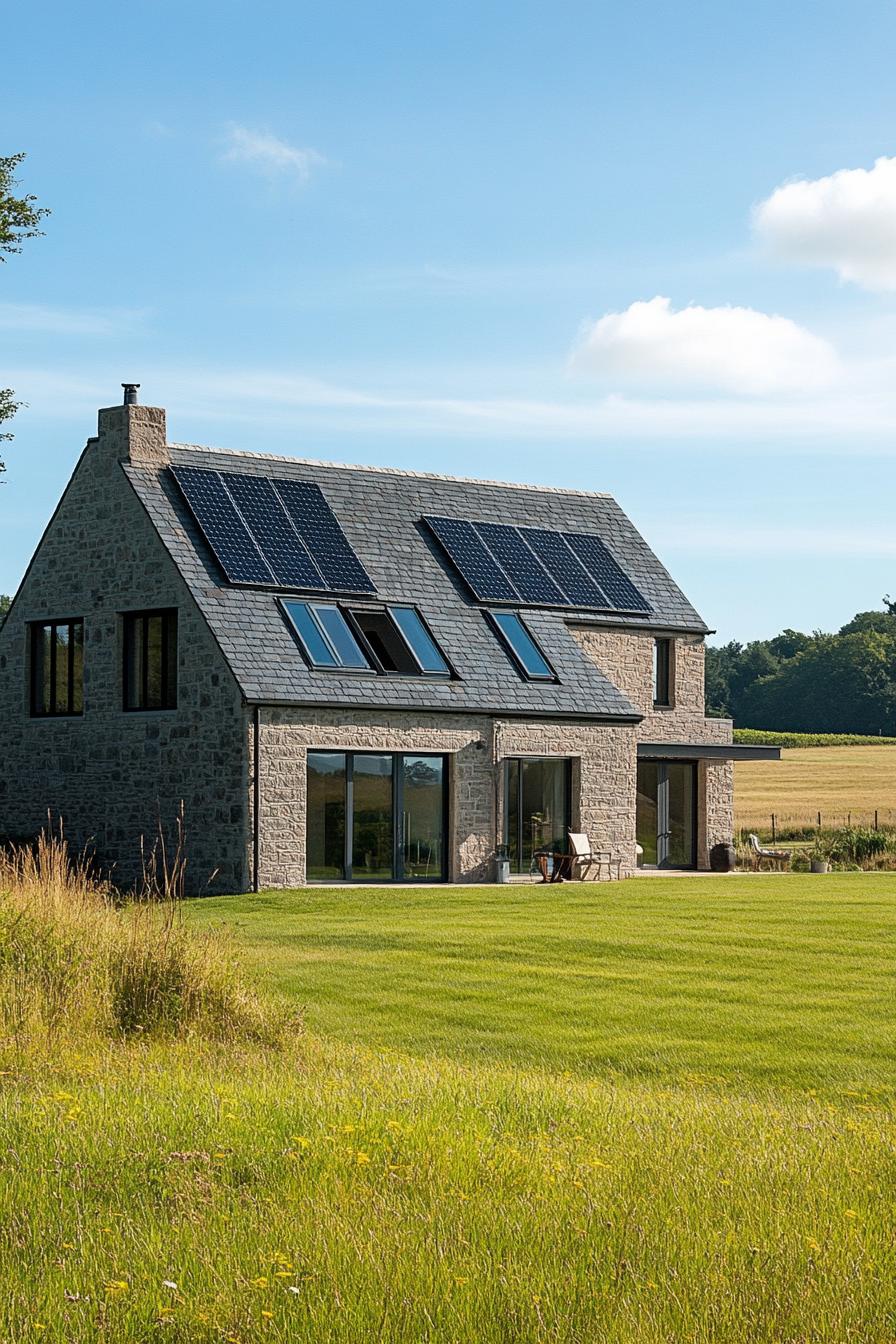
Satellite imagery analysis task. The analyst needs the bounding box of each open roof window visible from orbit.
[486,610,556,682]
[283,600,452,678]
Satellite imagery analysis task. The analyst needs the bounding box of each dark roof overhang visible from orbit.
[246,697,643,725]
[637,742,782,761]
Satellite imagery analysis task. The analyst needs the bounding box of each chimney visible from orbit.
[93,384,168,467]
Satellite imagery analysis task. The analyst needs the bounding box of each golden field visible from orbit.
[735,745,896,831]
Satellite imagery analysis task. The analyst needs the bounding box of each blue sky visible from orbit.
[4,0,896,641]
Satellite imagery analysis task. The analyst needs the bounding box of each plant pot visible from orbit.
[810,859,829,874]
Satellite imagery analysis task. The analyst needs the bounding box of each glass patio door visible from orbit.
[306,751,447,882]
[636,761,696,868]
[351,754,395,880]
[400,755,445,880]
[505,757,571,874]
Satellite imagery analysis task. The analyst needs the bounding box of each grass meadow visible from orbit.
[3,866,895,1341]
[735,744,896,831]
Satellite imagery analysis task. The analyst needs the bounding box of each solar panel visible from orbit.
[171,466,376,595]
[275,480,376,594]
[563,532,651,613]
[423,516,518,602]
[519,528,611,608]
[423,515,650,613]
[171,466,274,585]
[476,523,566,605]
[225,474,325,589]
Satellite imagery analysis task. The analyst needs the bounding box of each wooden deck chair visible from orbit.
[747,833,791,871]
[567,831,618,881]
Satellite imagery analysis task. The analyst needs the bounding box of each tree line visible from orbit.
[706,601,896,734]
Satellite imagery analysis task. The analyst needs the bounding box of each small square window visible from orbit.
[653,637,672,706]
[30,619,84,717]
[486,610,556,682]
[123,610,178,710]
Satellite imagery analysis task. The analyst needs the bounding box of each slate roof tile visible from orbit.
[125,446,708,719]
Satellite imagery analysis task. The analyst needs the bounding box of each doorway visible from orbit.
[306,751,448,882]
[504,757,572,875]
[636,760,696,868]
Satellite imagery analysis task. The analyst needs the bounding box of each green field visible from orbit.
[4,874,896,1342]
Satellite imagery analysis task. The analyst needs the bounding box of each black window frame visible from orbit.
[30,617,84,718]
[653,636,672,708]
[122,608,178,712]
[485,609,558,683]
[306,749,450,883]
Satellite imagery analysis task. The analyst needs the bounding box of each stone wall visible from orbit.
[572,625,735,867]
[0,405,248,893]
[255,707,642,885]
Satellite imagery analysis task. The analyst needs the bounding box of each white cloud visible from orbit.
[570,296,839,396]
[753,156,896,292]
[221,124,325,182]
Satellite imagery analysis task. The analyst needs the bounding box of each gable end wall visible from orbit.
[0,439,248,892]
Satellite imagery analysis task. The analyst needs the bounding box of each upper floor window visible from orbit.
[124,609,178,710]
[653,637,672,707]
[31,618,84,717]
[282,600,452,677]
[486,610,556,682]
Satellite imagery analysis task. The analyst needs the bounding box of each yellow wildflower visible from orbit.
[355,1151,371,1166]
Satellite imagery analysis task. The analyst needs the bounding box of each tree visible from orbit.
[1,153,49,477]
[739,632,896,735]
[0,594,9,628]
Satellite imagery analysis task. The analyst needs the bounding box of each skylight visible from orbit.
[487,610,556,682]
[282,600,452,678]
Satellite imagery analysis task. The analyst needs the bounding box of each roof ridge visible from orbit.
[167,442,613,499]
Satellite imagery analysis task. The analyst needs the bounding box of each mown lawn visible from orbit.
[187,873,896,1092]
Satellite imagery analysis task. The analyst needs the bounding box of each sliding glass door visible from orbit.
[636,761,696,868]
[504,757,571,875]
[307,751,448,882]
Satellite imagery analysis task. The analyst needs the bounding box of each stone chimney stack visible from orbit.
[92,384,168,468]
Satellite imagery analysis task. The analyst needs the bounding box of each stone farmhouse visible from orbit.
[0,391,776,892]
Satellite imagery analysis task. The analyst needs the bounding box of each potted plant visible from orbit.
[809,837,830,874]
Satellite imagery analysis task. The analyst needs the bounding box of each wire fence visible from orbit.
[736,808,896,842]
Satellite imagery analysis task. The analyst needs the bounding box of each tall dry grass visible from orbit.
[0,828,280,1047]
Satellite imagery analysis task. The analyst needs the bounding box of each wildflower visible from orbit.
[806,1238,821,1251]
[162,1280,178,1291]
[355,1151,371,1166]
[453,1276,469,1287]
[844,1209,858,1219]
[105,1280,129,1295]
[33,1326,46,1333]
[288,1286,302,1295]
[291,1136,311,1148]
[250,1276,269,1289]
[261,1310,274,1319]
[274,1270,293,1278]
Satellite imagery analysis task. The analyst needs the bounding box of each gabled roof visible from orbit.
[125,444,708,719]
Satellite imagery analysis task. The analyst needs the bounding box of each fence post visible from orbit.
[847,812,851,828]
[771,813,776,843]
[875,809,879,830]
[817,811,821,829]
